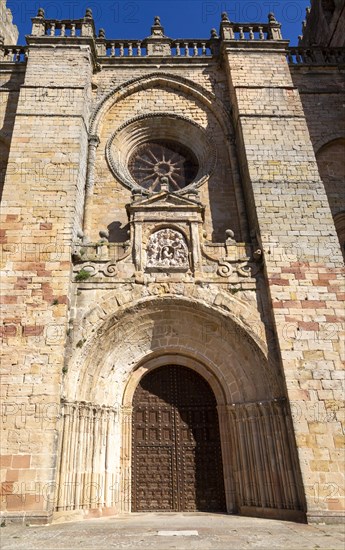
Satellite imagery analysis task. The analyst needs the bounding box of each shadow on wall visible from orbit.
[316,138,345,256]
[0,70,24,202]
[107,220,130,242]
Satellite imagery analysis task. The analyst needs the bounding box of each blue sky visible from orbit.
[8,0,310,45]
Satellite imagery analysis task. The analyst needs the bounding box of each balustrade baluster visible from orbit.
[120,43,124,57]
[176,42,181,56]
[249,26,254,40]
[110,43,115,56]
[239,26,244,39]
[201,42,206,55]
[128,43,133,56]
[137,42,141,56]
[61,24,66,37]
[71,24,76,36]
[50,23,56,36]
[258,26,264,39]
[184,42,189,56]
[193,42,198,56]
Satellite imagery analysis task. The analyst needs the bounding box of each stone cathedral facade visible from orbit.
[1,2,344,525]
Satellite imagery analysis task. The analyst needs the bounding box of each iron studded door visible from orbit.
[132,365,226,512]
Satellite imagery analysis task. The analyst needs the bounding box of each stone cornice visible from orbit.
[220,40,290,54]
[25,36,99,70]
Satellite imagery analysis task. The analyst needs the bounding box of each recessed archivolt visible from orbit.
[123,353,227,408]
[89,72,233,139]
[88,72,247,238]
[63,291,283,408]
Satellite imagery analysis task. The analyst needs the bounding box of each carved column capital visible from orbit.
[88,135,100,147]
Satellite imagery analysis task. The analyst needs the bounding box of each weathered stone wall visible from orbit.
[290,65,345,253]
[290,66,345,153]
[223,36,344,521]
[0,41,93,521]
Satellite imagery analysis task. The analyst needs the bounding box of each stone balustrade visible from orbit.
[97,40,146,58]
[30,7,95,38]
[1,9,344,66]
[13,8,286,61]
[225,23,273,41]
[0,45,28,62]
[96,39,214,58]
[170,40,214,57]
[42,20,83,37]
[72,241,131,264]
[219,12,283,41]
[3,44,342,66]
[287,46,345,65]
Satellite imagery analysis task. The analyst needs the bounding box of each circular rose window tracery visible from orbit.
[106,113,216,195]
[128,140,199,193]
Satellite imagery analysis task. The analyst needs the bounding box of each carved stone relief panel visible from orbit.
[146,228,189,271]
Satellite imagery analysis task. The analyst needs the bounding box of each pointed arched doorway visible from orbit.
[131,365,226,512]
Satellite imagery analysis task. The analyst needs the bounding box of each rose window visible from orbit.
[128,140,199,193]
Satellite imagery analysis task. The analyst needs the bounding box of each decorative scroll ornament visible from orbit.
[217,258,261,278]
[75,262,118,278]
[237,261,253,277]
[146,228,189,270]
[217,261,234,277]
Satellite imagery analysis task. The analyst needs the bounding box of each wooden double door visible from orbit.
[132,365,226,512]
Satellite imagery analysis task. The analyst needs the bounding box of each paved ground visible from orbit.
[1,513,344,550]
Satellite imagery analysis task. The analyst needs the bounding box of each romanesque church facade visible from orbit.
[1,1,344,524]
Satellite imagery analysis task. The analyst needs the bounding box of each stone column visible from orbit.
[217,405,236,512]
[228,400,305,519]
[190,221,202,274]
[120,406,133,512]
[83,135,100,240]
[133,221,143,272]
[55,402,118,513]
